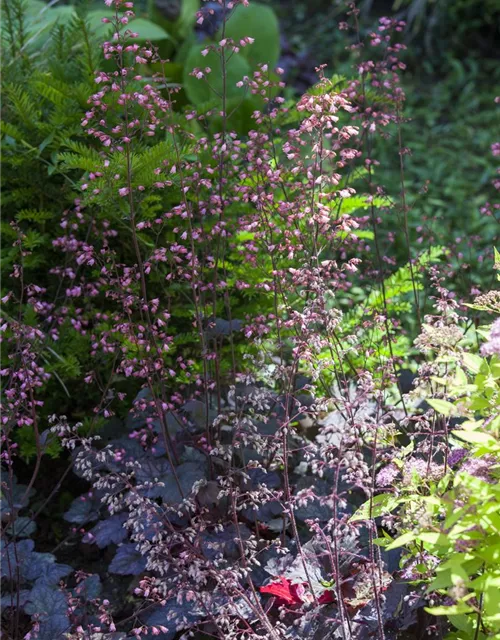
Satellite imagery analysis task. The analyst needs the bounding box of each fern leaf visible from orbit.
[4,83,41,127]
[0,120,24,141]
[16,209,54,223]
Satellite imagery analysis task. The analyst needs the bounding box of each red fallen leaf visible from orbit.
[260,577,304,605]
[318,589,335,604]
[260,578,336,606]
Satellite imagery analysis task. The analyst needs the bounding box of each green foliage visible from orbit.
[2,0,281,133]
[351,261,500,637]
[183,44,251,106]
[174,0,200,39]
[221,2,281,69]
[413,348,500,639]
[17,425,62,462]
[388,0,499,62]
[1,21,96,277]
[85,9,172,41]
[373,57,500,295]
[1,7,113,429]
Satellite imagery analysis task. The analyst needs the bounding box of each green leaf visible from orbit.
[385,532,418,551]
[25,0,47,16]
[349,493,399,523]
[425,604,474,616]
[86,11,171,41]
[447,613,474,635]
[494,247,500,270]
[462,352,483,374]
[176,0,200,39]
[183,44,250,106]
[129,18,172,42]
[427,398,457,416]
[477,543,500,564]
[85,9,115,38]
[222,2,280,70]
[453,430,497,446]
[419,532,450,547]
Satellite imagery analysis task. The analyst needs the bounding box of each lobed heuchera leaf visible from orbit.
[72,574,102,601]
[158,460,207,505]
[109,543,147,575]
[146,591,257,637]
[64,495,100,525]
[1,589,32,610]
[146,600,200,638]
[0,538,35,577]
[0,473,36,516]
[284,603,340,639]
[264,538,334,594]
[293,476,336,523]
[200,523,251,561]
[125,388,182,437]
[25,583,70,640]
[203,316,243,338]
[83,512,128,548]
[22,553,72,585]
[6,515,37,538]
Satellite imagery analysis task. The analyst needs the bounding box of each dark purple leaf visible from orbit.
[109,543,147,575]
[64,495,99,525]
[1,538,35,578]
[23,553,72,585]
[158,461,207,505]
[25,583,69,640]
[200,524,251,561]
[72,574,102,600]
[83,513,128,548]
[1,589,31,610]
[0,474,35,516]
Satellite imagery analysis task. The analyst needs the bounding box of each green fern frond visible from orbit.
[16,209,54,223]
[344,246,445,325]
[132,141,177,182]
[22,229,48,250]
[62,139,99,157]
[0,120,24,141]
[56,152,96,172]
[32,74,68,107]
[0,222,19,240]
[57,140,101,171]
[2,188,34,207]
[4,83,41,127]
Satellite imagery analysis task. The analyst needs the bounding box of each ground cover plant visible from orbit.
[1,0,499,639]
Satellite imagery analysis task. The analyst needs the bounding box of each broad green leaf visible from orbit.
[447,613,475,634]
[349,493,399,523]
[419,532,450,547]
[183,44,250,106]
[25,0,46,15]
[462,352,483,374]
[85,9,115,38]
[453,430,497,446]
[425,604,474,616]
[454,367,468,387]
[427,398,457,416]
[128,18,172,41]
[176,0,200,39]
[86,12,171,41]
[221,2,280,70]
[385,531,418,551]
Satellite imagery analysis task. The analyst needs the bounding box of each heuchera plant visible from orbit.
[1,0,499,639]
